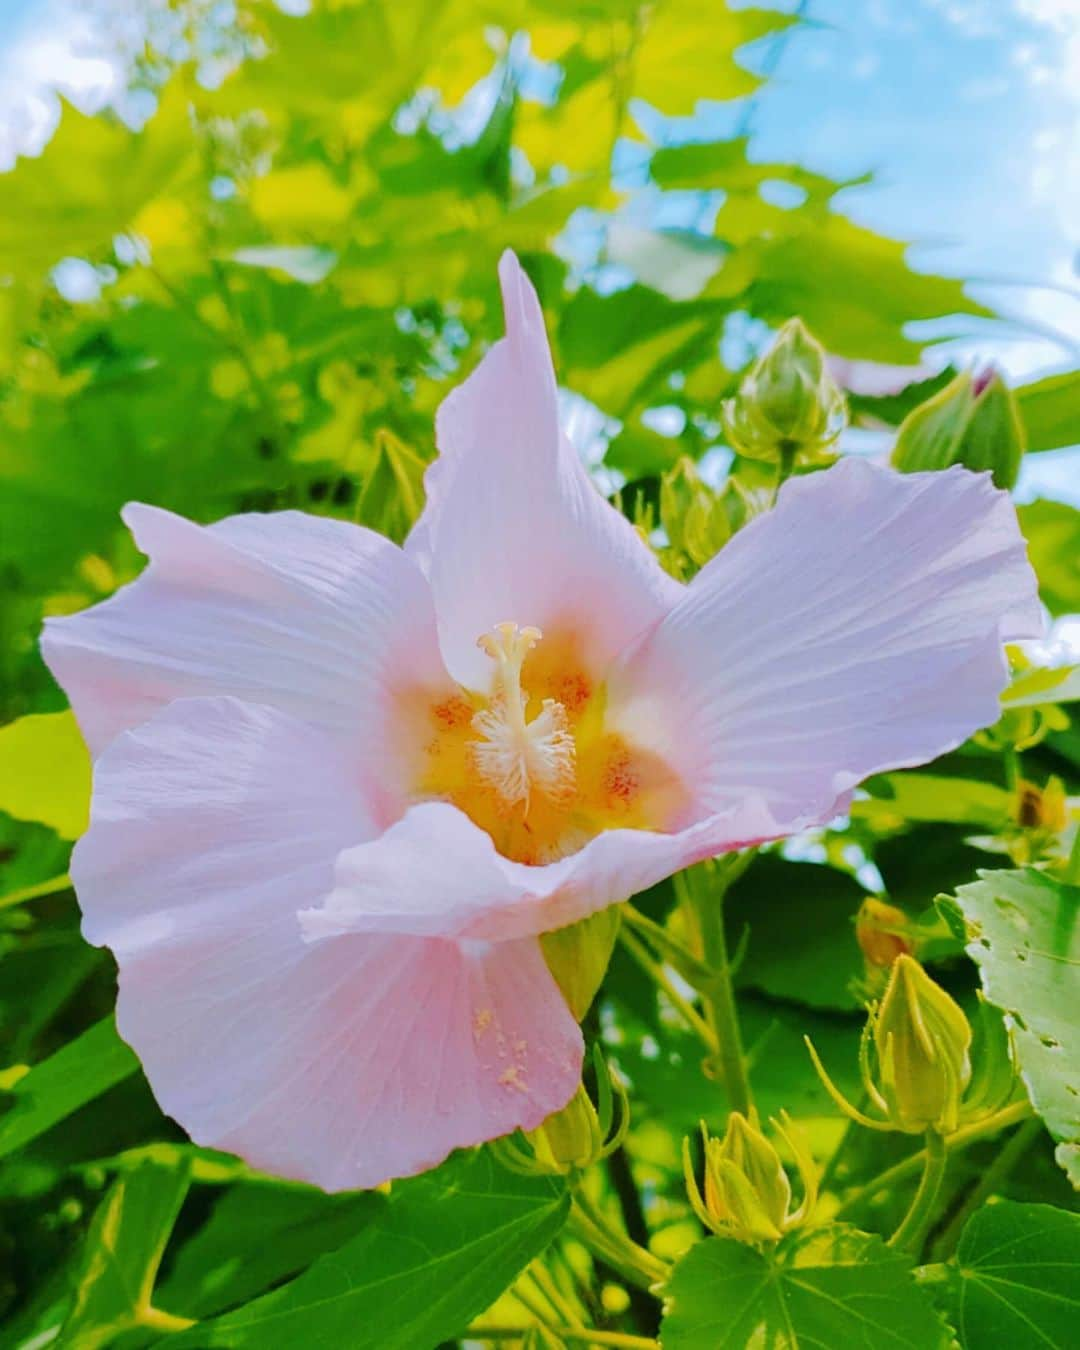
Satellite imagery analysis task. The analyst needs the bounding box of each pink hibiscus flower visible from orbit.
[42,253,1040,1192]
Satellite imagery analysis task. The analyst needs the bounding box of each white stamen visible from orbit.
[470,622,576,811]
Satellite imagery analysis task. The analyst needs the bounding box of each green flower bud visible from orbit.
[683,1111,816,1244]
[659,457,735,576]
[807,956,980,1138]
[873,954,971,1135]
[891,367,1025,490]
[721,318,847,465]
[493,1047,629,1177]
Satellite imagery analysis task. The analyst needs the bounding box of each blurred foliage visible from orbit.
[1,1,1078,1347]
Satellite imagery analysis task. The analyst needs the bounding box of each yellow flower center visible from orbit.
[415,621,687,865]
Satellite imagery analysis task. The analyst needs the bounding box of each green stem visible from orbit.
[139,1306,196,1333]
[675,866,754,1117]
[835,1100,1033,1218]
[931,1117,1043,1260]
[619,928,717,1052]
[1003,745,1022,793]
[888,1129,947,1254]
[0,872,71,911]
[570,1190,668,1289]
[469,1326,658,1348]
[770,443,797,506]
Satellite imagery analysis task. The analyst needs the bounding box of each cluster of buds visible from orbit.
[891,366,1025,491]
[658,458,753,577]
[682,1111,817,1245]
[492,1047,629,1177]
[722,318,847,467]
[807,954,1016,1137]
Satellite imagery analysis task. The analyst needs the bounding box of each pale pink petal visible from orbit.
[74,697,580,1190]
[42,507,448,811]
[608,458,1042,829]
[301,798,788,946]
[407,250,681,689]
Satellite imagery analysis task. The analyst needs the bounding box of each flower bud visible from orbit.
[855,898,914,969]
[494,1047,629,1177]
[891,367,1025,490]
[659,457,733,574]
[683,1111,816,1244]
[1014,776,1067,833]
[873,954,971,1135]
[721,319,847,465]
[807,955,977,1138]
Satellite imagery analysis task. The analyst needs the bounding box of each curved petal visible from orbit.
[407,251,681,690]
[75,698,580,1191]
[607,458,1042,829]
[42,507,448,815]
[301,798,788,946]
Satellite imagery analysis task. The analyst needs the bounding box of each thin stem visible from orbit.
[570,1190,668,1289]
[675,867,753,1117]
[139,1306,196,1333]
[836,1100,1032,1218]
[932,1117,1043,1260]
[619,929,717,1052]
[1003,745,1021,794]
[770,444,798,506]
[469,1326,658,1348]
[0,872,71,911]
[528,1261,585,1329]
[888,1129,947,1253]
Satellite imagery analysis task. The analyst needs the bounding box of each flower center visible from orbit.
[411,621,689,865]
[470,623,576,814]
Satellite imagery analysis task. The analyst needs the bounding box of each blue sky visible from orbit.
[1,0,1077,490]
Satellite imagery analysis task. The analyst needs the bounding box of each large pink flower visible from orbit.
[42,253,1040,1191]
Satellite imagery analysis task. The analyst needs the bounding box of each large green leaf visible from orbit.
[0,710,90,839]
[1017,371,1080,453]
[0,1016,138,1159]
[0,86,197,275]
[168,1150,569,1348]
[725,856,869,1011]
[58,1161,191,1348]
[954,869,1080,1180]
[159,1185,382,1319]
[1019,500,1080,617]
[950,1201,1080,1349]
[661,1225,949,1349]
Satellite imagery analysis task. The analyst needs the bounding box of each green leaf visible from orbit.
[950,1201,1080,1349]
[954,870,1080,1180]
[1019,500,1080,617]
[661,1224,949,1349]
[0,1016,138,1159]
[159,1185,382,1318]
[855,773,1012,829]
[59,1161,191,1349]
[356,429,428,544]
[1017,371,1080,453]
[0,710,90,839]
[0,86,197,275]
[168,1151,569,1348]
[725,857,869,1011]
[1002,664,1080,708]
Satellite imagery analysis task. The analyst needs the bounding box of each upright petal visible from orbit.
[608,458,1042,830]
[75,697,580,1190]
[407,251,681,690]
[42,507,449,820]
